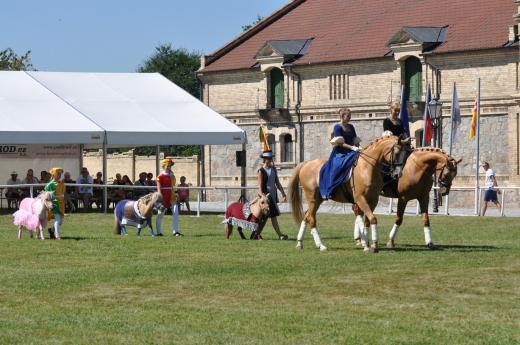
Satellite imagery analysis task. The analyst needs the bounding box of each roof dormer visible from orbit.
[255,39,313,71]
[387,26,448,57]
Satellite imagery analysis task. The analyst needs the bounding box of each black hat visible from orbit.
[260,150,274,159]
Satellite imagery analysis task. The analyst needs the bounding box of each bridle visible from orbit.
[359,137,404,178]
[436,161,455,190]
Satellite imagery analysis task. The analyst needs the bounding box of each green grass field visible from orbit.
[0,212,518,345]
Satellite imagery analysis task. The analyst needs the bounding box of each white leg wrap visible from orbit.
[297,221,306,241]
[172,204,179,233]
[54,214,62,239]
[156,210,164,234]
[354,215,363,239]
[310,228,327,251]
[389,224,400,240]
[424,227,432,245]
[371,224,378,242]
[361,227,369,247]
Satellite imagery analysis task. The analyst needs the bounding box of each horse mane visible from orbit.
[412,147,456,161]
[362,135,395,151]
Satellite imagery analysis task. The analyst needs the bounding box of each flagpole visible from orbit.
[449,82,456,156]
[445,82,457,215]
[474,78,481,215]
[422,84,430,147]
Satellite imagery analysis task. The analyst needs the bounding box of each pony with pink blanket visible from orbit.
[13,191,54,240]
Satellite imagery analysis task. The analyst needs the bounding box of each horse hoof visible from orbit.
[386,241,395,249]
[296,242,303,250]
[319,245,327,252]
[354,238,362,246]
[426,242,437,250]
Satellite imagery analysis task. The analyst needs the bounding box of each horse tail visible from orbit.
[113,207,121,235]
[289,162,305,224]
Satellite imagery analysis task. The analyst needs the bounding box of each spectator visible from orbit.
[111,173,126,205]
[5,171,22,209]
[21,168,40,198]
[39,170,50,184]
[480,161,502,216]
[146,172,156,186]
[122,175,134,199]
[77,167,94,211]
[134,172,149,199]
[63,171,77,213]
[92,172,104,209]
[177,176,191,214]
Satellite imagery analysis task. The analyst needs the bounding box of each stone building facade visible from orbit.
[198,0,520,206]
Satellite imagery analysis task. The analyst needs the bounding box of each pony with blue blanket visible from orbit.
[113,192,162,236]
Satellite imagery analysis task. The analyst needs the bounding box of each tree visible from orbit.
[138,43,200,99]
[242,15,264,32]
[0,48,34,71]
[135,44,202,157]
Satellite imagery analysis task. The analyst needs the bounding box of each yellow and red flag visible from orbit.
[259,125,270,151]
[469,97,478,139]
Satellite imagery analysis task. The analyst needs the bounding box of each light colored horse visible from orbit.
[13,191,55,240]
[113,192,163,236]
[289,135,409,252]
[379,147,462,249]
[224,193,270,239]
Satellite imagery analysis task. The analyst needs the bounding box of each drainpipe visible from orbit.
[285,64,303,162]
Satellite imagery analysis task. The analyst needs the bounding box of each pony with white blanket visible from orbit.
[13,191,54,240]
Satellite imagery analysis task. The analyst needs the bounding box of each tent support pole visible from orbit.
[200,145,206,201]
[102,143,107,214]
[156,146,160,177]
[79,144,84,173]
[240,143,246,202]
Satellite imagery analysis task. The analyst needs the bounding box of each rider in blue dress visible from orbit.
[320,108,361,199]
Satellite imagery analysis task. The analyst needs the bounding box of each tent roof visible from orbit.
[0,71,104,144]
[0,71,245,146]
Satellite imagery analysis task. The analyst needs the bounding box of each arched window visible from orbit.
[267,134,276,157]
[281,134,293,162]
[404,57,422,102]
[270,68,284,109]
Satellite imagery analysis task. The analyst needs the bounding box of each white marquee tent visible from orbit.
[0,71,246,211]
[0,71,245,146]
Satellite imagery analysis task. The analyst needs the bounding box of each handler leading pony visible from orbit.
[289,135,408,252]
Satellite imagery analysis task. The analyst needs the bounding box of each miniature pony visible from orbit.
[13,191,54,240]
[223,194,270,239]
[113,192,163,236]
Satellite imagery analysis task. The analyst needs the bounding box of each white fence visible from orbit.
[1,183,518,217]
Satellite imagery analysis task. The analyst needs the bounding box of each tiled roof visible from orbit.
[202,0,516,72]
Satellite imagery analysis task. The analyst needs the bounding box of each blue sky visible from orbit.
[1,0,287,72]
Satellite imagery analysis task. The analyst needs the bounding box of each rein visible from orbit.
[357,138,400,178]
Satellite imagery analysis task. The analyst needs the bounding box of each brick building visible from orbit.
[197,0,520,205]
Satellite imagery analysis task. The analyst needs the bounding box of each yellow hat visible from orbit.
[161,158,174,167]
[49,167,63,176]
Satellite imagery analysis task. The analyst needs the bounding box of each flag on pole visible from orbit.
[399,85,410,137]
[422,85,433,146]
[469,95,478,139]
[450,83,461,144]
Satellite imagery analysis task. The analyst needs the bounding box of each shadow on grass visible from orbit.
[385,244,500,252]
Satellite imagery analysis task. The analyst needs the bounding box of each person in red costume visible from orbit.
[156,158,182,236]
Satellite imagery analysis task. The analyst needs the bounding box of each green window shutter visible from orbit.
[270,68,284,108]
[405,57,422,102]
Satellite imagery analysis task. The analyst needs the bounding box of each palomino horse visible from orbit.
[113,192,163,236]
[289,135,409,252]
[13,191,55,240]
[224,193,270,239]
[378,147,462,249]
